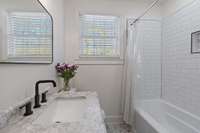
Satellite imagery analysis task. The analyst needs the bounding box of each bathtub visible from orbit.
[135,99,200,133]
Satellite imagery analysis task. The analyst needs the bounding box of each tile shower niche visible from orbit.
[191,31,200,54]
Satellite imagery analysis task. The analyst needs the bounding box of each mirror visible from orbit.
[0,0,53,64]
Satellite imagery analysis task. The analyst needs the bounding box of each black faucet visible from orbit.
[34,80,56,108]
[41,90,48,103]
[19,101,33,116]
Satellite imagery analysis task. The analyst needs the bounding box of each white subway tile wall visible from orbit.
[162,0,200,117]
[134,20,161,100]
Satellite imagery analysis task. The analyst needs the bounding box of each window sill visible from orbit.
[74,57,124,65]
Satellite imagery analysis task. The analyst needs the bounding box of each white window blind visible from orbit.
[80,14,120,57]
[7,12,52,58]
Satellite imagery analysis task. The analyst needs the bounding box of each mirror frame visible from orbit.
[0,0,54,64]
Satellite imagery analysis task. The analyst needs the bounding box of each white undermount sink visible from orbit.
[33,95,87,126]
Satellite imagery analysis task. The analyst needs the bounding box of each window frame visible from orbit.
[78,13,125,63]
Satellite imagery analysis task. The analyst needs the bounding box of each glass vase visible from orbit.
[63,79,70,91]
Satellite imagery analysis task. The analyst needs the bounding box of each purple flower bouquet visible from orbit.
[55,63,79,91]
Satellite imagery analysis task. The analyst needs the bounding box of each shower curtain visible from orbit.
[122,20,138,125]
[122,19,161,125]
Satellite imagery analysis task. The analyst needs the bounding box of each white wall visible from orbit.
[64,0,162,121]
[161,0,195,16]
[0,0,42,11]
[162,0,200,117]
[0,0,65,110]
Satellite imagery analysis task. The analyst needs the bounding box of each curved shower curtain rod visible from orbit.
[131,0,160,25]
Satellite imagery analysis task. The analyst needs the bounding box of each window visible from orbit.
[7,12,52,59]
[80,14,121,57]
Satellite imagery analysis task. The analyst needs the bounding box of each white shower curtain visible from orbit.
[122,20,138,125]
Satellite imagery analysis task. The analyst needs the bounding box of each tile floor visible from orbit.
[106,123,133,133]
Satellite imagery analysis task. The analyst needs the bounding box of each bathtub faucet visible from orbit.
[34,80,57,108]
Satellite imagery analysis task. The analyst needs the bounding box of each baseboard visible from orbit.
[105,115,123,124]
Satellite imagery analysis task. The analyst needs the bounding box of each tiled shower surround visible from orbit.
[162,0,200,117]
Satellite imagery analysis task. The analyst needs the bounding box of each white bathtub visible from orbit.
[135,99,200,133]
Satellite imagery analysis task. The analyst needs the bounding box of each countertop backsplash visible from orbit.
[0,96,33,129]
[0,85,58,129]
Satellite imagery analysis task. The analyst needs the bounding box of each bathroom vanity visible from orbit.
[0,92,107,133]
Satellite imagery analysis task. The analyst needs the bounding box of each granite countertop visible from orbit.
[0,91,107,133]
